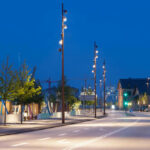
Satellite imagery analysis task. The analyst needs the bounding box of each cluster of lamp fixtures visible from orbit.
[92,49,99,73]
[59,10,67,46]
[103,62,106,78]
[100,79,102,84]
[103,65,105,69]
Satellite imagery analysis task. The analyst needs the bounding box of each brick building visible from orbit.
[118,78,150,109]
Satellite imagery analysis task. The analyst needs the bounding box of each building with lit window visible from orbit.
[118,78,150,110]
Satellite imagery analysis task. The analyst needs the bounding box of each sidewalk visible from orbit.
[0,112,104,136]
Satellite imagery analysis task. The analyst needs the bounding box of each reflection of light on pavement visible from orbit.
[6,111,150,150]
[57,139,71,144]
[12,143,28,147]
[116,117,150,120]
[58,133,67,136]
[72,138,150,150]
[73,130,80,133]
[38,137,51,141]
[66,120,139,150]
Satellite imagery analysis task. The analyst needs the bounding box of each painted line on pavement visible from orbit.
[12,142,28,147]
[57,139,71,144]
[58,133,67,136]
[66,119,139,150]
[38,137,51,141]
[73,130,80,133]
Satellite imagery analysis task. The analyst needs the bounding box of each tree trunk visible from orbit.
[53,103,55,113]
[32,103,33,120]
[21,104,23,124]
[38,103,40,114]
[68,104,70,112]
[49,103,53,113]
[4,99,6,126]
[55,103,58,112]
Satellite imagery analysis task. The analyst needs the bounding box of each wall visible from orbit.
[0,101,12,115]
[118,83,123,109]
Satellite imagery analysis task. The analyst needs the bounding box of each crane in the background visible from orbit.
[42,77,94,115]
[45,79,59,90]
[31,66,36,80]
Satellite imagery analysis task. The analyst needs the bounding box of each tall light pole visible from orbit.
[92,42,98,118]
[84,79,87,109]
[59,3,67,124]
[100,79,102,111]
[103,60,106,116]
[146,77,150,110]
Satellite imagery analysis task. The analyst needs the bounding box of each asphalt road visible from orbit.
[0,110,150,150]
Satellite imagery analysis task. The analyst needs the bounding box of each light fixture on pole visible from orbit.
[103,60,106,116]
[100,79,102,110]
[58,3,67,124]
[92,42,98,118]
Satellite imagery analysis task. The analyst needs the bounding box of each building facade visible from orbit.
[118,78,150,110]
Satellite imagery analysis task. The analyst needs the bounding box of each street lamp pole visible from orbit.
[93,42,98,118]
[61,3,65,124]
[84,79,87,109]
[59,3,67,124]
[103,60,106,116]
[100,79,102,111]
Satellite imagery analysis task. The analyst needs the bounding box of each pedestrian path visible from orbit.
[0,111,104,136]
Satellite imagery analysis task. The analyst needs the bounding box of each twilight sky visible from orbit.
[0,0,150,89]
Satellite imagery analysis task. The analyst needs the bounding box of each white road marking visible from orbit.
[12,142,28,147]
[58,133,67,136]
[73,130,80,133]
[38,137,51,141]
[67,119,139,150]
[57,139,71,144]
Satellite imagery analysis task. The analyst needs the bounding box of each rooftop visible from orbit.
[119,78,150,95]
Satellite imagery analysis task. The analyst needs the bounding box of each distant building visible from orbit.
[106,86,118,105]
[79,88,95,102]
[118,78,150,109]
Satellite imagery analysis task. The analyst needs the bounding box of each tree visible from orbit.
[14,62,41,124]
[138,93,148,111]
[71,101,81,111]
[84,87,95,108]
[67,96,78,110]
[142,93,148,105]
[28,79,44,116]
[0,57,16,125]
[57,77,79,111]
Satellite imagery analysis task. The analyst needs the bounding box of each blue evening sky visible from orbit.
[0,0,150,89]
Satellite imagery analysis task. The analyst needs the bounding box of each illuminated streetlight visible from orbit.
[99,79,102,110]
[63,16,67,22]
[102,65,105,69]
[58,3,68,124]
[103,60,106,116]
[64,25,67,29]
[59,40,63,45]
[92,41,98,118]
